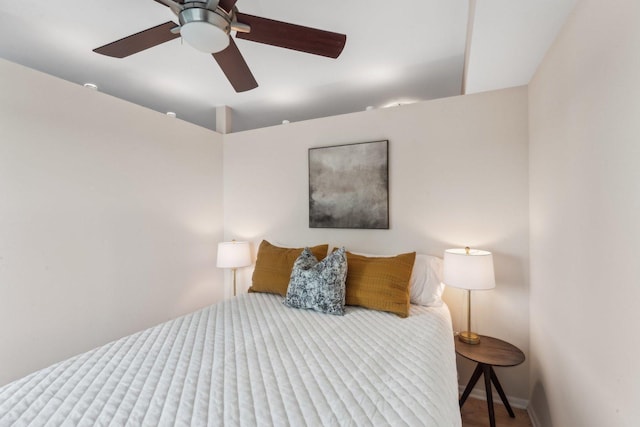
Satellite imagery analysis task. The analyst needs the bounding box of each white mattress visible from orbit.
[0,293,461,426]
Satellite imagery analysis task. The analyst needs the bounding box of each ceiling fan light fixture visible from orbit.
[179,7,230,53]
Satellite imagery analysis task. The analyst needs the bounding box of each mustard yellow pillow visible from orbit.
[345,251,416,317]
[249,240,329,296]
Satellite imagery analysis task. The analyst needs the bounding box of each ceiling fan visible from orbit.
[93,0,347,92]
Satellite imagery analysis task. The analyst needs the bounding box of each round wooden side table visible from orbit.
[455,335,525,427]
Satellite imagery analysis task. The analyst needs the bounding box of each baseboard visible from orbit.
[527,405,542,427]
[458,385,529,410]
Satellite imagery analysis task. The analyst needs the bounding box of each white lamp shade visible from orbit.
[442,248,495,290]
[217,241,252,269]
[180,21,230,53]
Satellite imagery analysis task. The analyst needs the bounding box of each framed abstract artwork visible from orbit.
[309,140,389,229]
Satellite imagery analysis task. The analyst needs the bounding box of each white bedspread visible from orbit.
[0,293,461,426]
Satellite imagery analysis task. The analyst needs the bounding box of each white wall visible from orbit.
[223,87,531,401]
[528,0,640,425]
[0,54,533,404]
[0,59,225,386]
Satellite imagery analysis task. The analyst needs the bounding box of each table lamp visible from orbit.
[217,241,252,296]
[443,247,495,344]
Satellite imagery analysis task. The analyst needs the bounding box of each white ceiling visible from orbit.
[0,0,577,132]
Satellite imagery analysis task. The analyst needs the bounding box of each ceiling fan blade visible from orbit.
[218,0,238,13]
[206,0,220,10]
[235,13,346,59]
[93,22,180,58]
[212,37,258,92]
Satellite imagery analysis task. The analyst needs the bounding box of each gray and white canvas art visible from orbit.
[309,140,389,229]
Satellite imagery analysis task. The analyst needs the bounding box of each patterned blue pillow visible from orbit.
[283,247,347,315]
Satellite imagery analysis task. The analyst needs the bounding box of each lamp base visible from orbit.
[458,331,481,345]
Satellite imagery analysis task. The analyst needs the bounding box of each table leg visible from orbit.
[459,363,483,408]
[483,364,495,427]
[490,366,516,417]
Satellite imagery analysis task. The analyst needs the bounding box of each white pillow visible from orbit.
[349,251,444,307]
[409,254,444,307]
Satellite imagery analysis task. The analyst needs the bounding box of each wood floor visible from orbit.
[461,397,533,427]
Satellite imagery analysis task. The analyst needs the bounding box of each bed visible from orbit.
[0,292,460,426]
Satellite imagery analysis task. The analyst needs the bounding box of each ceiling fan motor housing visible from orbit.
[179,4,231,53]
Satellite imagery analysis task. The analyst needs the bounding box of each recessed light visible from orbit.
[166,112,177,118]
[282,120,290,124]
[83,83,98,90]
[381,98,419,109]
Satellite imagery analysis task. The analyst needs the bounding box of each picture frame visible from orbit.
[308,140,389,229]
